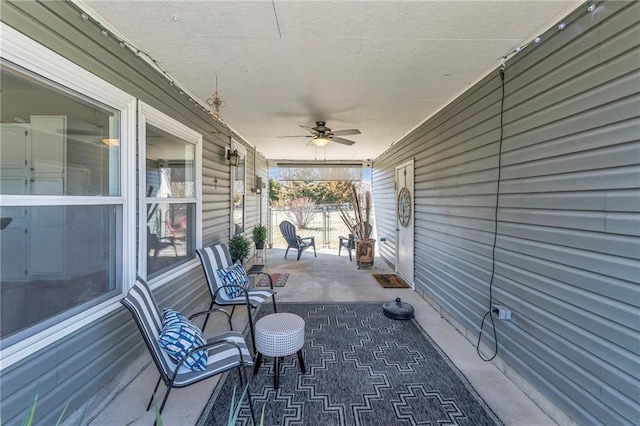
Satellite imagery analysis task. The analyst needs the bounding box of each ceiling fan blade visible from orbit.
[332,129,361,136]
[330,136,356,145]
[277,135,313,138]
[299,125,318,134]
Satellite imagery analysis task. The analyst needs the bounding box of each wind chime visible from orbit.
[206,74,226,120]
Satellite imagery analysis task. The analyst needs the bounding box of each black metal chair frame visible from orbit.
[196,244,277,354]
[121,277,256,422]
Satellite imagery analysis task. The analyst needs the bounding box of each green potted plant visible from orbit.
[251,224,268,249]
[229,234,250,263]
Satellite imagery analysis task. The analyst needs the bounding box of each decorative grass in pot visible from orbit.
[251,224,268,249]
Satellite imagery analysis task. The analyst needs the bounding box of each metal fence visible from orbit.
[268,205,353,250]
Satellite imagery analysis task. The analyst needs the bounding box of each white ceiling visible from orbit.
[81,0,580,162]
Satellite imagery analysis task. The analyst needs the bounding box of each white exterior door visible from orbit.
[395,160,414,287]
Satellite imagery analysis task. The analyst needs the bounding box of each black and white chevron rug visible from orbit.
[198,303,502,426]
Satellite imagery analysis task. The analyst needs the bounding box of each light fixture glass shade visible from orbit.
[312,137,330,147]
[228,149,239,166]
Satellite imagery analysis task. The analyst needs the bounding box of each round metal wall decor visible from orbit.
[397,186,412,227]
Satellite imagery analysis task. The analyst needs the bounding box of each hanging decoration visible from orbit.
[206,74,227,120]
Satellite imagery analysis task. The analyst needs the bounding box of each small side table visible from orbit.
[254,313,306,389]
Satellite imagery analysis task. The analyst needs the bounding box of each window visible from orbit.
[0,23,135,351]
[231,142,246,236]
[139,103,201,278]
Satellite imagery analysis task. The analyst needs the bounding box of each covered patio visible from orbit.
[1,1,637,425]
[81,248,555,425]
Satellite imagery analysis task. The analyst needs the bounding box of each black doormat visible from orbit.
[373,273,411,288]
[197,303,502,426]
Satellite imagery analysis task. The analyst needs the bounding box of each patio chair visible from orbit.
[338,224,372,262]
[338,234,356,261]
[279,220,317,261]
[121,277,255,421]
[196,244,277,354]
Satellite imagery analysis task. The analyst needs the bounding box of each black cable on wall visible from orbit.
[476,66,506,362]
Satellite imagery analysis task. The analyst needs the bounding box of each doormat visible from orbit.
[373,274,410,288]
[197,303,502,426]
[256,273,289,287]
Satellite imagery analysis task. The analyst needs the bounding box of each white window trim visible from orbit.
[138,101,202,281]
[230,141,247,238]
[0,23,137,369]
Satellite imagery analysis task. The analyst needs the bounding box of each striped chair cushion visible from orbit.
[216,261,250,299]
[159,312,208,372]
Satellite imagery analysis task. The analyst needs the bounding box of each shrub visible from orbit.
[287,197,316,229]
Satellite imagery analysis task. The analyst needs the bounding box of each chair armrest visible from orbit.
[213,284,251,301]
[188,308,231,322]
[299,236,315,242]
[169,336,250,382]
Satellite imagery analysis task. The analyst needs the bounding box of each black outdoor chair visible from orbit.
[121,277,255,420]
[279,220,317,261]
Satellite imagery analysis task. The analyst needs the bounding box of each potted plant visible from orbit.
[229,234,250,263]
[338,184,375,269]
[251,224,268,249]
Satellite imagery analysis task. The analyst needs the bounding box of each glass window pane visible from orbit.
[233,152,245,235]
[0,205,121,344]
[145,124,194,198]
[0,61,120,196]
[146,202,194,277]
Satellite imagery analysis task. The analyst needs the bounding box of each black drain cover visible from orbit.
[383,297,414,320]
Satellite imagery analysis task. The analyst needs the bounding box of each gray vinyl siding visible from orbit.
[0,1,265,424]
[373,2,639,425]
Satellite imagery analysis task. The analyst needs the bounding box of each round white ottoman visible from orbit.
[254,313,306,389]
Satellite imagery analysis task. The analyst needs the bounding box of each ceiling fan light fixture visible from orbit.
[312,137,330,147]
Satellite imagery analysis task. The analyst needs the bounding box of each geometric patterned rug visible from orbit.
[197,303,502,426]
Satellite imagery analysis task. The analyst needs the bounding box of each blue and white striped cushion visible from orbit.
[216,261,250,299]
[159,313,208,372]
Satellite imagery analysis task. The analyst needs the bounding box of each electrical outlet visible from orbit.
[492,304,512,320]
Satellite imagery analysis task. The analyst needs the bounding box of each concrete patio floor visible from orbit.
[82,248,558,426]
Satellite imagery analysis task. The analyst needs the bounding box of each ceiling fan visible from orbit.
[278,121,360,146]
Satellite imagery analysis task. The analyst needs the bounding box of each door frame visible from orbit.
[395,159,414,288]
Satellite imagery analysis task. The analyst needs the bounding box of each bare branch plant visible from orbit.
[338,184,372,240]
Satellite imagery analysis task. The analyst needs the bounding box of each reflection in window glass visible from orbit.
[145,122,196,278]
[0,61,120,196]
[0,205,121,345]
[146,203,194,276]
[233,152,245,235]
[145,125,194,198]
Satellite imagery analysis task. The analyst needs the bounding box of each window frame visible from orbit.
[230,141,247,237]
[0,22,137,368]
[138,102,202,281]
